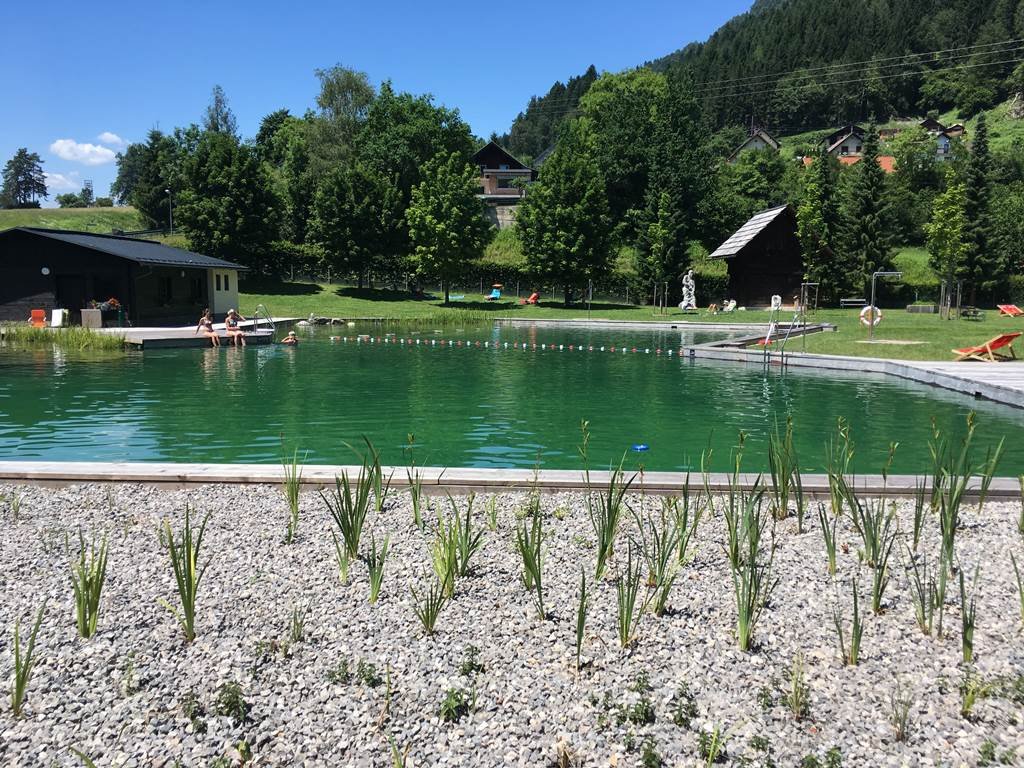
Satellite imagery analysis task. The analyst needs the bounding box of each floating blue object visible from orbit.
[632,443,650,452]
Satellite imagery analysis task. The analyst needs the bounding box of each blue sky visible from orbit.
[4,1,752,204]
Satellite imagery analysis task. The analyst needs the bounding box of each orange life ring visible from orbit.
[859,305,883,326]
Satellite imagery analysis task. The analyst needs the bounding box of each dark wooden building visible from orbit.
[708,205,804,307]
[473,141,537,229]
[0,227,246,326]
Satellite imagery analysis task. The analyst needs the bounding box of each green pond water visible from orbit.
[1,322,1022,474]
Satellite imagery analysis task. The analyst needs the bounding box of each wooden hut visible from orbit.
[708,205,804,307]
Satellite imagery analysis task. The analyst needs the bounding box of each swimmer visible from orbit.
[282,330,299,345]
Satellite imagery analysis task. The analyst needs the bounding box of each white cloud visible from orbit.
[49,138,117,166]
[44,171,82,193]
[97,131,127,148]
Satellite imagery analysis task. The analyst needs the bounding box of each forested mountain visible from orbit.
[651,0,1024,128]
[504,0,1024,143]
[497,65,598,161]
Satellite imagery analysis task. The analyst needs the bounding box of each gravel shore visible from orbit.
[0,482,1022,767]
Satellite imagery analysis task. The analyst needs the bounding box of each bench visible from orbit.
[961,306,984,321]
[840,298,867,308]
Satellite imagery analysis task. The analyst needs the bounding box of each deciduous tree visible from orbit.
[406,152,491,304]
[517,120,612,305]
[926,177,969,287]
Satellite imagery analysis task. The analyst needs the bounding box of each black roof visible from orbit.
[472,141,532,171]
[2,227,248,270]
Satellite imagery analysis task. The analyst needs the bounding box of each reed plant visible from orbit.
[904,546,946,636]
[666,485,704,566]
[845,490,898,614]
[616,541,651,648]
[824,418,854,518]
[0,324,125,351]
[332,531,351,584]
[10,601,46,717]
[784,652,810,721]
[816,503,838,576]
[768,417,804,529]
[588,454,634,581]
[731,490,777,652]
[485,495,498,531]
[290,603,308,643]
[366,533,390,604]
[6,491,23,522]
[910,479,927,552]
[959,564,979,664]
[831,577,863,665]
[322,465,373,563]
[159,506,210,643]
[411,575,450,635]
[959,668,996,719]
[404,434,425,529]
[67,530,109,639]
[281,444,304,544]
[362,437,393,514]
[634,505,681,617]
[931,414,1004,570]
[889,678,913,742]
[514,510,545,619]
[575,567,588,674]
[1011,553,1024,627]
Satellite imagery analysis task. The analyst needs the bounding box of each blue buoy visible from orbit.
[632,443,650,452]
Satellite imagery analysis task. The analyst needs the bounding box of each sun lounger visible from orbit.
[486,288,501,301]
[998,304,1024,317]
[951,332,1022,362]
[28,309,45,328]
[519,292,539,305]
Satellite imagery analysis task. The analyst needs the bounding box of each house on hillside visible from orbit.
[919,116,946,134]
[822,124,865,157]
[0,227,245,326]
[726,128,780,163]
[801,154,896,173]
[708,204,804,307]
[473,141,537,229]
[919,118,966,160]
[945,123,966,138]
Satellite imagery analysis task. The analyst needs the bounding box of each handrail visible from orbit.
[252,304,275,335]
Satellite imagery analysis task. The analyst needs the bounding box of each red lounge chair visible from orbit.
[519,292,539,305]
[28,309,45,328]
[951,332,1022,362]
[998,304,1024,317]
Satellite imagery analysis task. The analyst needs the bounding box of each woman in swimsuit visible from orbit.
[195,308,220,347]
[225,308,246,347]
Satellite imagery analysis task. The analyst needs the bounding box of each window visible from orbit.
[216,274,222,291]
[190,277,203,304]
[499,163,509,170]
[223,274,230,292]
[841,145,848,154]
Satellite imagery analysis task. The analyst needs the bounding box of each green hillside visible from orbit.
[0,206,144,234]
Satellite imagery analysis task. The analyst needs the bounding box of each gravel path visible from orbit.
[0,482,1022,767]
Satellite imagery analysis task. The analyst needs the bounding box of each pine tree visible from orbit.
[841,124,893,293]
[516,120,613,305]
[798,148,850,301]
[203,85,238,136]
[406,152,491,304]
[962,112,1001,302]
[1,148,48,207]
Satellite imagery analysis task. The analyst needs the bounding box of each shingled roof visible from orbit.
[709,205,792,260]
[2,227,247,270]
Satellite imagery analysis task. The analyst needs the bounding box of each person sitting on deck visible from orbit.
[194,308,220,347]
[225,308,246,347]
[282,331,299,345]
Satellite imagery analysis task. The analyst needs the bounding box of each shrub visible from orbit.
[438,687,473,723]
[214,681,250,725]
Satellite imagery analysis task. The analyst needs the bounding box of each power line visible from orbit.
[691,36,1024,90]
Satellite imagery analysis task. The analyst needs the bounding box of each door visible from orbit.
[55,275,87,323]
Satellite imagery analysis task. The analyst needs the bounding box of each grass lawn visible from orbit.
[0,206,143,233]
[240,279,1024,361]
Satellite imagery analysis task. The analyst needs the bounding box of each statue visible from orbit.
[679,269,696,310]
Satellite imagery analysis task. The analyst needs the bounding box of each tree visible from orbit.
[203,85,238,136]
[406,152,491,304]
[1,148,47,207]
[176,131,281,273]
[992,181,1024,279]
[891,126,940,191]
[925,178,969,287]
[305,66,376,178]
[254,108,292,165]
[962,112,1002,300]
[110,142,148,205]
[577,68,666,237]
[517,120,613,305]
[56,193,85,208]
[124,130,181,227]
[798,148,851,301]
[309,163,400,288]
[841,124,893,292]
